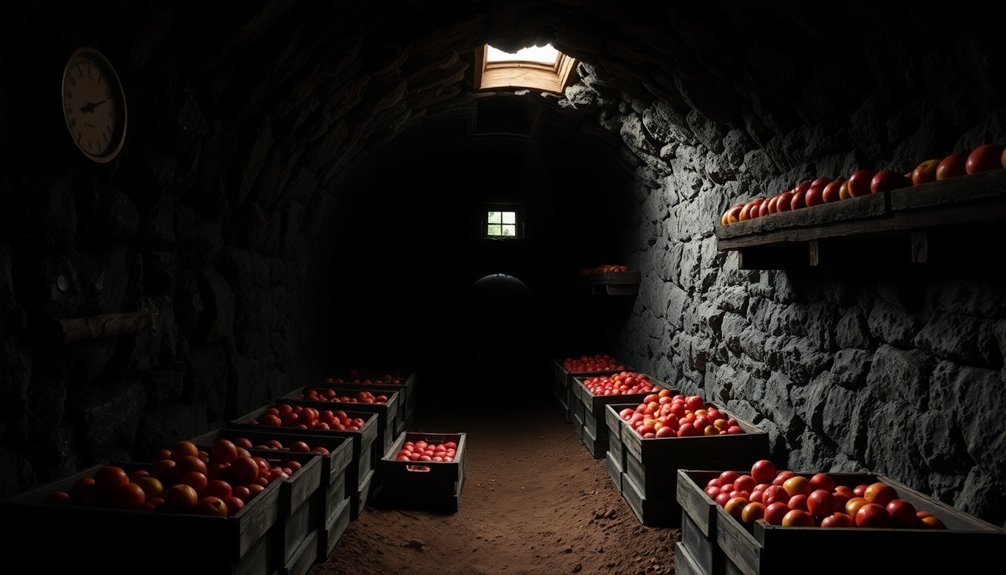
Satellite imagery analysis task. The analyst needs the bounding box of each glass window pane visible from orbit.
[487,224,501,236]
[502,211,516,224]
[502,224,515,236]
[487,211,501,223]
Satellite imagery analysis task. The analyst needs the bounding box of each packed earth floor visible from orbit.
[311,393,679,575]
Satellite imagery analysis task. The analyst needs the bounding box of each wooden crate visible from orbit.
[572,374,676,459]
[190,427,353,527]
[322,368,417,430]
[552,359,631,424]
[578,412,605,458]
[377,432,466,513]
[351,466,375,519]
[230,406,377,517]
[281,528,318,575]
[318,494,352,559]
[1,462,283,574]
[605,450,623,494]
[279,388,400,460]
[675,541,707,575]
[621,404,768,501]
[604,403,636,474]
[621,468,679,527]
[255,451,322,569]
[713,471,1006,575]
[677,470,726,575]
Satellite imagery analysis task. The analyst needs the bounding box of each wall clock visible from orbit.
[61,47,127,163]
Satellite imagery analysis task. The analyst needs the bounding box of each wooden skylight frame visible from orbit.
[474,44,577,93]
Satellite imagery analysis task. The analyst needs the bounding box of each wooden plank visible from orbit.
[716,193,888,240]
[675,541,708,575]
[282,529,319,575]
[889,169,1006,211]
[319,495,351,559]
[682,510,725,575]
[621,470,679,527]
[605,450,623,493]
[677,470,721,538]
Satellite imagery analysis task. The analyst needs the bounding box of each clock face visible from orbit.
[61,48,127,163]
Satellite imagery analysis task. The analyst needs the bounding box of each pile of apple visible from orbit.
[721,142,1006,225]
[44,439,300,518]
[562,354,626,373]
[323,373,406,386]
[393,438,458,472]
[619,392,745,438]
[581,371,659,396]
[709,460,947,530]
[226,435,331,455]
[248,403,367,432]
[578,264,630,274]
[298,388,389,404]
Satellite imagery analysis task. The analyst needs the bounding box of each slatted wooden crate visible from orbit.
[677,470,728,575]
[322,368,417,430]
[552,358,630,424]
[279,387,400,460]
[230,405,377,523]
[1,462,283,574]
[675,541,707,575]
[318,494,352,559]
[619,405,768,526]
[190,427,353,531]
[604,403,636,475]
[621,468,679,527]
[376,432,466,513]
[571,374,676,459]
[711,471,1006,575]
[352,466,375,519]
[604,450,623,494]
[282,529,318,575]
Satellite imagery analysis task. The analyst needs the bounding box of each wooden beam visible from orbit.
[52,311,153,344]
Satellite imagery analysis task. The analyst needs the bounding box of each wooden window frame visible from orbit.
[474,45,577,93]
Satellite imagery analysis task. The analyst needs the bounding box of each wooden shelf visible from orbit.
[715,170,1006,269]
[576,270,641,296]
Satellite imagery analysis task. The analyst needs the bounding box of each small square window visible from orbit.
[484,209,521,239]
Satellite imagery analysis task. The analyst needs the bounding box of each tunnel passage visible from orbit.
[0,0,1003,531]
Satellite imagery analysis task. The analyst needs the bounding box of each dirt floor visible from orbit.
[311,395,680,575]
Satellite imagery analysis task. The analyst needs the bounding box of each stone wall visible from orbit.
[565,58,1006,525]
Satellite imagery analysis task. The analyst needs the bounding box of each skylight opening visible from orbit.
[485,44,559,66]
[475,43,577,94]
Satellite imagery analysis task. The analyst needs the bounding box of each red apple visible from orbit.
[911,158,940,185]
[808,473,835,493]
[750,460,777,485]
[863,482,898,506]
[886,499,918,528]
[766,196,780,214]
[782,509,814,527]
[762,485,789,506]
[937,152,968,180]
[722,205,743,225]
[855,503,890,528]
[847,169,876,197]
[853,484,869,498]
[775,190,794,212]
[805,184,824,207]
[807,490,836,517]
[839,179,852,200]
[758,201,770,218]
[197,496,229,518]
[790,182,810,210]
[820,512,854,528]
[870,170,912,193]
[787,494,809,512]
[966,143,1005,174]
[764,502,789,525]
[822,179,844,203]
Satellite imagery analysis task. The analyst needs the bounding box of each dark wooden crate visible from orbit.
[318,494,352,559]
[1,462,283,574]
[605,403,635,473]
[377,431,466,513]
[677,470,725,575]
[230,405,378,509]
[579,412,607,459]
[622,404,768,500]
[253,451,322,566]
[190,427,352,526]
[351,466,375,519]
[279,389,400,460]
[675,541,707,575]
[605,450,623,494]
[713,471,1006,575]
[573,374,676,448]
[281,528,318,575]
[553,359,631,423]
[620,468,679,527]
[322,368,416,433]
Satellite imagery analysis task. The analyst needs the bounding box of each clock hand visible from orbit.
[80,99,108,114]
